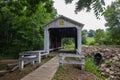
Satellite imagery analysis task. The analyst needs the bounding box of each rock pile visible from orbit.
[98,49,120,80]
[82,47,120,80]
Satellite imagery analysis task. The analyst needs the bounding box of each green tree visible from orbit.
[82,30,87,44]
[0,0,57,58]
[104,1,120,45]
[62,38,74,45]
[88,29,95,37]
[65,0,105,18]
[94,29,106,45]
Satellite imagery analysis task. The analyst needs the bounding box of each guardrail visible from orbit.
[59,53,85,70]
[19,50,48,71]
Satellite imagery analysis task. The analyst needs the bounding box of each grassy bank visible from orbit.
[53,57,105,80]
[85,57,105,80]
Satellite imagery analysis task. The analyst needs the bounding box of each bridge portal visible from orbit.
[44,16,84,54]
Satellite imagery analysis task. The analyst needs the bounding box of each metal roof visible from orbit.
[43,15,84,28]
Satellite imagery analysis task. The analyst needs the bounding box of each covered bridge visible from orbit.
[44,15,84,54]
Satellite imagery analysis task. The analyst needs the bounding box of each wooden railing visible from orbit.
[19,50,48,70]
[59,53,85,70]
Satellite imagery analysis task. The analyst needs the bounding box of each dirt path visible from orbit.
[53,65,100,80]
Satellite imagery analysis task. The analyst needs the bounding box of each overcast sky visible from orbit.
[53,0,116,30]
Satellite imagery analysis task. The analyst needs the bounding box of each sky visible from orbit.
[53,0,116,30]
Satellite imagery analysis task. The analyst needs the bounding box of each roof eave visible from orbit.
[43,15,84,28]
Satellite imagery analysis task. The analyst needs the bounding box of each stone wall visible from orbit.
[82,47,120,80]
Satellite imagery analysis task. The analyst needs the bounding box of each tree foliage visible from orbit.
[94,29,106,45]
[82,30,87,44]
[65,0,105,18]
[0,0,57,58]
[64,0,120,45]
[104,0,120,44]
[88,29,95,37]
[62,38,74,45]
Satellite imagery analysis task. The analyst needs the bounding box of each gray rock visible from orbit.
[113,56,119,61]
[106,68,110,73]
[109,75,114,79]
[101,64,106,67]
[109,71,114,74]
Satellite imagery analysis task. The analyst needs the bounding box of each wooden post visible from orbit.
[44,29,47,53]
[77,27,82,54]
[36,52,41,64]
[19,59,24,71]
[44,28,50,54]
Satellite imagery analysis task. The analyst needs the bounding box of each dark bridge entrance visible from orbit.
[49,27,77,50]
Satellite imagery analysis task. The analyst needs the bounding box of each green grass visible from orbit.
[60,40,107,79]
[53,66,67,80]
[63,43,75,50]
[86,37,95,45]
[85,57,105,80]
[53,58,104,80]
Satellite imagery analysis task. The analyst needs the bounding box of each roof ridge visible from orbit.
[43,15,84,28]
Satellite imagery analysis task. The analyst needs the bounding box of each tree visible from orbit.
[0,0,57,58]
[82,30,87,44]
[65,0,105,18]
[62,38,74,45]
[94,29,106,45]
[104,1,120,45]
[88,29,95,37]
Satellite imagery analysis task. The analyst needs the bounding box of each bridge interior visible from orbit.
[49,27,77,53]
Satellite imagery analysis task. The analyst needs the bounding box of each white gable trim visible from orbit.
[44,15,84,29]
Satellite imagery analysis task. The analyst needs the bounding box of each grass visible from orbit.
[53,57,105,80]
[58,42,105,79]
[53,66,67,80]
[86,37,95,45]
[105,61,112,67]
[85,57,105,80]
[63,43,75,50]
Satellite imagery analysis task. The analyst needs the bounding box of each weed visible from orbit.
[85,57,105,80]
[53,66,66,80]
[105,61,112,65]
